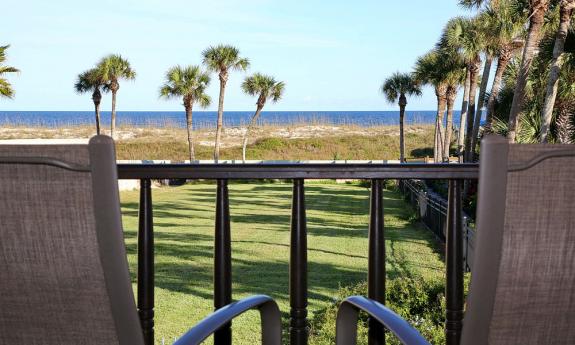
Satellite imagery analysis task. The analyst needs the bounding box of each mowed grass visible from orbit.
[120,182,444,344]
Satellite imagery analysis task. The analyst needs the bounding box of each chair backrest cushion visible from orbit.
[0,136,143,345]
[462,135,575,345]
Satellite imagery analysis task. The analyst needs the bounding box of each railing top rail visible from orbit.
[117,163,478,180]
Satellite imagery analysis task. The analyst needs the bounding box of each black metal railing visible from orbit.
[399,179,476,271]
[117,162,479,345]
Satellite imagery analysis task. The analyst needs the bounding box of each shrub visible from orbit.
[309,276,447,345]
[254,137,286,150]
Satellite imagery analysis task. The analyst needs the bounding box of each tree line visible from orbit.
[382,0,575,163]
[74,45,285,162]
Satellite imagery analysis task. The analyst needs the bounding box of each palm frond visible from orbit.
[159,65,211,107]
[0,45,19,99]
[241,73,285,104]
[0,78,15,98]
[96,54,136,85]
[381,72,422,104]
[202,44,249,73]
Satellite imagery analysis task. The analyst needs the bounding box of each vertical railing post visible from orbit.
[368,179,385,345]
[138,179,154,345]
[215,179,232,345]
[445,180,464,345]
[290,179,308,345]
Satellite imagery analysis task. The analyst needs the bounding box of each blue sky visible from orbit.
[2,0,470,111]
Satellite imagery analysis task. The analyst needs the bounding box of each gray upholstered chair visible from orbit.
[0,135,281,345]
[336,135,575,345]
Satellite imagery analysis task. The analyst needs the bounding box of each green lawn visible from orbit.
[120,182,444,344]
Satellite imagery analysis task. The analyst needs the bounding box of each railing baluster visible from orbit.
[290,178,308,345]
[138,179,154,345]
[368,179,385,345]
[215,179,232,345]
[445,180,464,345]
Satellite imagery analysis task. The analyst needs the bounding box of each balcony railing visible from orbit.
[117,162,479,345]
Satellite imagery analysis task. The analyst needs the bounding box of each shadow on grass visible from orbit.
[121,182,442,303]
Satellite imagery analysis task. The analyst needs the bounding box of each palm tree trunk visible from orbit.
[470,55,493,154]
[540,0,575,142]
[464,58,481,162]
[111,90,117,139]
[486,51,512,128]
[242,105,264,162]
[508,0,549,142]
[458,69,471,163]
[92,88,102,135]
[185,103,195,162]
[399,94,407,163]
[214,73,228,162]
[434,85,447,163]
[444,86,457,162]
[556,107,574,143]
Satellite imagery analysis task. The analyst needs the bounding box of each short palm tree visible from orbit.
[75,68,105,135]
[381,72,422,162]
[160,65,211,161]
[97,54,136,139]
[413,50,449,163]
[0,45,19,99]
[241,73,285,161]
[202,45,249,161]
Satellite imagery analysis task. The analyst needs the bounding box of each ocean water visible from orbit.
[0,110,458,128]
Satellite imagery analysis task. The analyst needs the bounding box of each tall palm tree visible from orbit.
[75,68,105,135]
[97,54,136,139]
[483,0,527,128]
[439,17,485,161]
[240,73,285,161]
[442,57,467,161]
[507,0,551,142]
[381,72,422,162]
[469,12,504,157]
[540,0,575,142]
[0,45,19,99]
[413,50,449,163]
[160,65,211,161]
[202,45,249,161]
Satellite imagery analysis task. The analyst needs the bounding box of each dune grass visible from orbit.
[120,181,443,344]
[115,131,434,161]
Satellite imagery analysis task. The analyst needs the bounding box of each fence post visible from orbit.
[290,179,308,345]
[138,179,154,345]
[214,179,232,345]
[445,180,464,345]
[368,179,385,345]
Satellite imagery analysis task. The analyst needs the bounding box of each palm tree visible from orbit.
[482,0,526,128]
[160,65,211,161]
[438,17,485,161]
[413,50,449,163]
[540,0,575,142]
[0,45,19,99]
[381,72,422,162]
[75,68,105,135]
[240,73,285,161]
[202,45,249,161]
[469,11,504,157]
[507,0,551,142]
[443,57,467,161]
[97,54,136,139]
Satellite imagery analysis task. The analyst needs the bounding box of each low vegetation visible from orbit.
[114,124,434,161]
